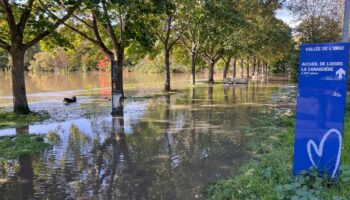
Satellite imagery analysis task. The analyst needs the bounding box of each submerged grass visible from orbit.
[126,90,182,100]
[206,97,350,200]
[0,134,50,159]
[0,111,49,129]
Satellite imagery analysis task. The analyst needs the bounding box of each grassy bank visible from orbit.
[207,97,350,199]
[0,111,49,129]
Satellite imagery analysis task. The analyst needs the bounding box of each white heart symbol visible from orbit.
[307,129,342,178]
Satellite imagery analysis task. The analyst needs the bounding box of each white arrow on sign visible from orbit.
[336,68,346,79]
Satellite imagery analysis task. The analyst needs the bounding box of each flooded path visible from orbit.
[0,72,285,199]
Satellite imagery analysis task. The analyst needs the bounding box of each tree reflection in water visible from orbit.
[0,126,35,200]
[17,126,34,200]
[0,84,280,200]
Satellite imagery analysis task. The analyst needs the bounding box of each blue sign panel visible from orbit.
[293,43,349,178]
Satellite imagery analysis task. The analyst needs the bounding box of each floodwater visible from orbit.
[0,71,211,106]
[0,72,284,200]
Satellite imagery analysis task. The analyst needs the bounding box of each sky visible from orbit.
[275,1,298,28]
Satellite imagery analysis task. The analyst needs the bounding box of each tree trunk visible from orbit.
[111,45,124,115]
[257,59,260,75]
[233,58,237,78]
[11,48,30,114]
[116,46,124,96]
[208,86,213,105]
[223,57,231,79]
[253,57,256,76]
[191,46,196,85]
[240,57,244,78]
[208,60,214,83]
[164,48,171,91]
[246,57,250,78]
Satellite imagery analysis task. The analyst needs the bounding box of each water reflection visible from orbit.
[0,72,212,106]
[18,154,34,200]
[0,126,35,200]
[0,84,282,199]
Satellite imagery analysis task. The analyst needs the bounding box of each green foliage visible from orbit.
[275,168,350,200]
[0,134,50,159]
[199,0,244,63]
[66,43,100,72]
[0,111,49,129]
[296,16,342,44]
[29,51,56,72]
[24,44,40,69]
[0,0,295,76]
[0,1,79,47]
[133,55,187,73]
[0,49,9,71]
[206,96,350,200]
[289,0,343,44]
[28,45,100,72]
[288,48,300,83]
[47,132,61,144]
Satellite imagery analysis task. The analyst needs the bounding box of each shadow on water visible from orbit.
[17,126,35,200]
[0,83,281,200]
[0,126,35,200]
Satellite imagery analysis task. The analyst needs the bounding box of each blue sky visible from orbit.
[276,8,294,26]
[275,1,298,28]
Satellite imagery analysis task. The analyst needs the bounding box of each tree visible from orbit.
[180,0,205,85]
[221,24,243,79]
[289,0,343,22]
[288,0,343,43]
[29,51,55,72]
[0,0,77,114]
[200,0,245,83]
[296,16,341,43]
[241,0,290,77]
[149,0,187,91]
[64,0,154,114]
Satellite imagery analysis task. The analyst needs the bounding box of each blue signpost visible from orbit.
[293,43,349,178]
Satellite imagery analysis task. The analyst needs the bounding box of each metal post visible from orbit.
[342,0,350,42]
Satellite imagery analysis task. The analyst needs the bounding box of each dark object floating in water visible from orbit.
[63,96,77,104]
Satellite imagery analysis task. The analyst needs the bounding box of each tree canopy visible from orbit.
[0,0,297,114]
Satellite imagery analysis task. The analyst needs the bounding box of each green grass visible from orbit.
[0,134,50,159]
[0,111,49,129]
[206,98,350,200]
